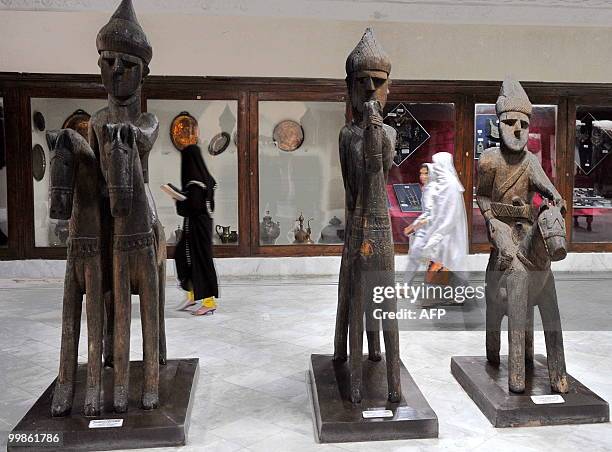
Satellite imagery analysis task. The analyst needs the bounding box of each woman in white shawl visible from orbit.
[424,152,468,272]
[403,163,439,284]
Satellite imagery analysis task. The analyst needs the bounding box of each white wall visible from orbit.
[1,10,612,83]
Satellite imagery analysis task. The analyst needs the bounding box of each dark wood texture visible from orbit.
[8,359,199,452]
[451,355,609,428]
[476,79,569,394]
[334,29,400,405]
[4,72,612,259]
[309,354,438,443]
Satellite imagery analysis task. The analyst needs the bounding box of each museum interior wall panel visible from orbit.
[148,99,239,245]
[471,103,558,245]
[384,102,456,244]
[30,98,106,247]
[0,97,6,248]
[258,101,346,246]
[3,10,612,83]
[572,105,612,243]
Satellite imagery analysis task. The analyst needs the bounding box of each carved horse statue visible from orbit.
[47,129,105,417]
[100,123,160,412]
[485,200,569,394]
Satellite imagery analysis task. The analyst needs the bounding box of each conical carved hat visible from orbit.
[346,28,391,76]
[496,77,532,117]
[96,0,152,64]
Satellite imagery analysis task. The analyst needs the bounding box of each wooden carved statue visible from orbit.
[477,77,569,394]
[100,123,160,411]
[89,0,166,412]
[334,28,401,403]
[50,0,167,416]
[48,129,105,417]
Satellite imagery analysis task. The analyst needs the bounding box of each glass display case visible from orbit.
[258,101,346,246]
[31,98,107,247]
[471,104,558,245]
[0,97,6,247]
[572,106,612,243]
[384,102,456,244]
[148,99,239,246]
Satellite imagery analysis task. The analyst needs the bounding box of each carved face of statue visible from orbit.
[98,51,145,100]
[419,166,429,186]
[348,70,389,119]
[499,111,530,153]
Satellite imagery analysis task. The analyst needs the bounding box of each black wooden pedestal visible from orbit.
[451,355,609,428]
[8,359,199,451]
[308,354,438,443]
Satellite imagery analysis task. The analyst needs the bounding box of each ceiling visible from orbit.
[1,0,611,27]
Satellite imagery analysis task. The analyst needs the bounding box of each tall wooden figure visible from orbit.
[334,28,401,404]
[89,0,167,412]
[476,78,569,394]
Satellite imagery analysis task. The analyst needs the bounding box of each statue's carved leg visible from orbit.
[539,277,569,394]
[333,255,349,362]
[485,287,504,366]
[507,272,528,393]
[113,254,131,413]
[139,250,160,410]
[51,262,83,417]
[382,295,401,403]
[154,220,167,366]
[84,260,104,417]
[349,277,365,403]
[103,290,114,368]
[158,259,167,366]
[366,299,381,362]
[525,305,534,367]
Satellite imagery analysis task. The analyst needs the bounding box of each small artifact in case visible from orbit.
[63,109,91,139]
[208,132,231,156]
[273,120,304,152]
[171,111,199,151]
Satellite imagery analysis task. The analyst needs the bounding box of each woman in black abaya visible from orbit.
[175,144,219,316]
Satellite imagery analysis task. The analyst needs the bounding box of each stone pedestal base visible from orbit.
[9,359,199,451]
[308,354,438,443]
[451,355,609,428]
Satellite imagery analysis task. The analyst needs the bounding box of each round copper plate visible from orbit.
[208,132,231,156]
[273,120,304,152]
[170,112,199,151]
[32,144,46,181]
[62,110,91,139]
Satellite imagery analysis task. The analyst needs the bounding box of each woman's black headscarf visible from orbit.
[181,144,217,211]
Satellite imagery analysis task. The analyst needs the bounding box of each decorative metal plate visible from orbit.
[33,111,46,131]
[63,109,91,139]
[32,144,46,181]
[170,111,199,151]
[208,132,231,156]
[273,120,304,152]
[384,103,430,166]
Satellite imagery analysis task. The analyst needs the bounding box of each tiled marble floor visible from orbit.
[0,275,610,452]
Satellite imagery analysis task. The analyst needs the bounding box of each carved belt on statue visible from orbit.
[113,230,155,252]
[68,237,100,258]
[491,202,532,221]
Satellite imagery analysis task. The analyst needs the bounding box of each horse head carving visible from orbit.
[102,123,137,218]
[47,129,88,221]
[537,202,567,262]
